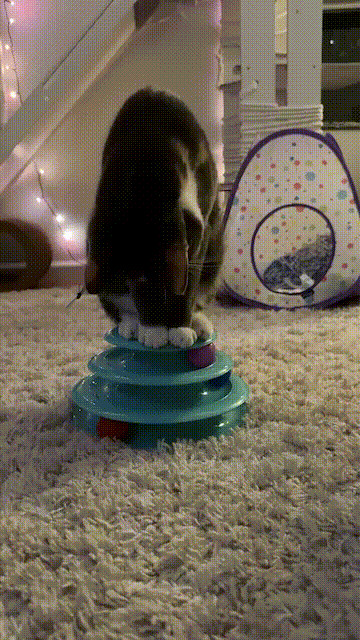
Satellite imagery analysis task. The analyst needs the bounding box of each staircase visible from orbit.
[0,0,138,194]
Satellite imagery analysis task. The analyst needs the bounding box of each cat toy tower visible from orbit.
[71,330,249,450]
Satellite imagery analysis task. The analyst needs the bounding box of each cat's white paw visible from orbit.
[169,327,198,348]
[138,324,169,348]
[117,314,138,339]
[191,312,213,340]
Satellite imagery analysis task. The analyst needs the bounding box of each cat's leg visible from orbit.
[191,311,213,340]
[137,324,198,348]
[165,293,198,347]
[132,281,170,347]
[168,326,197,348]
[101,293,139,339]
[189,198,223,342]
[138,324,169,348]
[133,282,196,348]
[117,314,138,339]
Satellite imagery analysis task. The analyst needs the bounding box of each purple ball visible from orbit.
[187,342,216,369]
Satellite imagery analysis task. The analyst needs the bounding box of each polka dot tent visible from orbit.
[222,128,360,309]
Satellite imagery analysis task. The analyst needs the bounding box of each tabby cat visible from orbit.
[85,87,224,348]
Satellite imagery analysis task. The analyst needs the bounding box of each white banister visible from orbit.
[0,0,7,126]
[287,0,323,106]
[0,0,135,192]
[240,0,276,106]
[220,0,324,183]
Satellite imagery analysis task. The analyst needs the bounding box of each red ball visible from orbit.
[97,417,129,440]
[187,342,216,369]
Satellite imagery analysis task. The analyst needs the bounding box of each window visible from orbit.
[322,7,360,127]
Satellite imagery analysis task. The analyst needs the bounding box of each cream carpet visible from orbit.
[1,287,360,640]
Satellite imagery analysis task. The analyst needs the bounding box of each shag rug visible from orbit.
[1,287,360,640]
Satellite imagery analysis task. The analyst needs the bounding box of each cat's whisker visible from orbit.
[188,261,222,271]
[189,260,222,266]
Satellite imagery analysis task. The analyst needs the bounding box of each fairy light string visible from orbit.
[1,0,223,296]
[1,0,82,262]
[2,0,21,113]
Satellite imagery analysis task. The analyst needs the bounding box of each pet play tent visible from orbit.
[219,0,360,308]
[221,126,360,309]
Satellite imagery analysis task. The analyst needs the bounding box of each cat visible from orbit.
[85,87,225,348]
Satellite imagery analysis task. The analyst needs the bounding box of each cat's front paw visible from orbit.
[117,314,138,340]
[191,312,213,340]
[138,324,169,348]
[169,327,197,348]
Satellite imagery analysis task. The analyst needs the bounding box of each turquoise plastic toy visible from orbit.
[71,329,249,450]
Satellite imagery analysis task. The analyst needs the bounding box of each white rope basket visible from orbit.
[220,0,324,184]
[223,103,324,183]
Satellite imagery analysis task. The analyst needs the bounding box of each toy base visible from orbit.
[71,403,247,450]
[71,329,249,450]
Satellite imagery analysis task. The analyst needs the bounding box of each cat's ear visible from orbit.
[165,244,188,295]
[85,257,101,293]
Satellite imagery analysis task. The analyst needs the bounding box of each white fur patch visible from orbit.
[117,314,138,339]
[108,293,138,315]
[191,311,213,340]
[138,324,169,348]
[169,326,197,348]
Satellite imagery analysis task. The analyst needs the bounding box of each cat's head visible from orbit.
[85,218,202,298]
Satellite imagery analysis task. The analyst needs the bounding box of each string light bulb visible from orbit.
[0,0,94,262]
[33,162,80,260]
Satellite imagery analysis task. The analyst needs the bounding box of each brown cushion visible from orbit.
[0,219,52,291]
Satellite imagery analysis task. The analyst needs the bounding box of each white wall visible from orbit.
[1,0,223,265]
[1,0,128,122]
